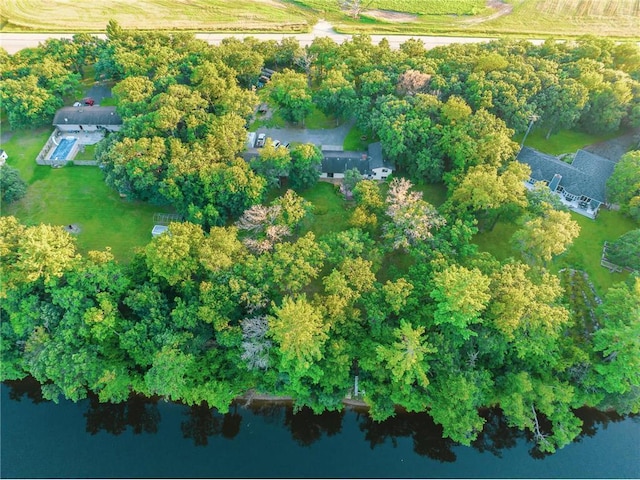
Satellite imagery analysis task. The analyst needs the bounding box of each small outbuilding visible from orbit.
[0,149,7,166]
[53,106,123,133]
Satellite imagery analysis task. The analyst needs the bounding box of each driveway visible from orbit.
[255,119,355,150]
[84,82,114,105]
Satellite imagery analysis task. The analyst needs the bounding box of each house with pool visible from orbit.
[37,107,123,166]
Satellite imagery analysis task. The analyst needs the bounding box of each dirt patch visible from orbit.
[464,0,513,24]
[362,9,418,23]
[583,129,640,163]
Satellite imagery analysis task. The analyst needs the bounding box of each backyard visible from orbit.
[473,209,638,295]
[1,127,169,262]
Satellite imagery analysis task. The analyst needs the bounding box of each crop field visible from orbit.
[2,0,638,39]
[486,0,640,38]
[0,0,312,32]
[294,0,487,15]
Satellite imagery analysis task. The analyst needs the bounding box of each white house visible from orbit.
[52,106,123,133]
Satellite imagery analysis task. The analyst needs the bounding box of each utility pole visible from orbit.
[520,113,539,152]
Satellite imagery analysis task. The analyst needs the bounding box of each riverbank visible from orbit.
[235,389,370,409]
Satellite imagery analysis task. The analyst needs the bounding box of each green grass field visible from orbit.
[2,0,638,38]
[473,210,638,294]
[518,128,623,156]
[1,128,170,262]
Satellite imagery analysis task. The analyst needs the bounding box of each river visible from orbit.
[1,379,639,478]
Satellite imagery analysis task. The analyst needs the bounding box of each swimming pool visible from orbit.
[50,137,77,161]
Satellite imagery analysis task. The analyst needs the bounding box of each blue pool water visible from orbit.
[50,137,77,161]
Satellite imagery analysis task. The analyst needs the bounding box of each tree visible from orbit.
[100,136,167,202]
[268,295,328,369]
[1,220,80,285]
[488,262,569,346]
[266,69,313,124]
[143,221,205,286]
[0,76,63,129]
[313,69,356,120]
[430,264,491,341]
[251,139,291,187]
[384,178,446,251]
[288,143,322,191]
[606,150,640,221]
[375,320,435,397]
[342,168,363,194]
[112,76,156,117]
[0,165,28,204]
[526,181,567,215]
[236,190,311,253]
[592,278,640,403]
[511,208,581,265]
[240,316,272,370]
[449,162,530,216]
[396,69,432,97]
[605,229,640,271]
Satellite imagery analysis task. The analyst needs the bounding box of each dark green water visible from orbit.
[2,379,639,478]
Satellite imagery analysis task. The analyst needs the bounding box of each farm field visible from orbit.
[1,0,639,38]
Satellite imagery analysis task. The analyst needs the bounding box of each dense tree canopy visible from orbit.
[2,27,639,454]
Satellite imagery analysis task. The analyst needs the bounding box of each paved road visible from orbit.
[0,21,541,55]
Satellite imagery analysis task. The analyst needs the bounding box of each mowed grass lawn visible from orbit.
[518,128,623,156]
[1,128,170,262]
[474,210,638,295]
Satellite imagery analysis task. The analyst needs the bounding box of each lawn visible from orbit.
[304,106,338,130]
[344,125,372,152]
[473,210,638,295]
[1,127,169,262]
[518,128,623,156]
[299,182,352,239]
[551,210,637,294]
[74,144,96,161]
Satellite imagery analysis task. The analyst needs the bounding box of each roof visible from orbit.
[321,143,395,174]
[367,142,394,170]
[322,152,370,174]
[517,147,616,204]
[53,106,123,126]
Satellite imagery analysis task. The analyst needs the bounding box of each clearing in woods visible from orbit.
[1,0,638,38]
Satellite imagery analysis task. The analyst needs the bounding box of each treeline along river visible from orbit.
[1,379,639,478]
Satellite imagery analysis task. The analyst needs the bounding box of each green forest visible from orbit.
[1,23,639,454]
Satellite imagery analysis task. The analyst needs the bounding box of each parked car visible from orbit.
[272,140,281,148]
[82,97,95,106]
[256,133,266,148]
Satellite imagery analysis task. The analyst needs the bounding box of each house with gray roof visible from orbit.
[320,142,394,180]
[53,106,122,132]
[517,147,616,218]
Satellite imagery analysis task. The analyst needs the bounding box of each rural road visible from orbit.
[0,21,544,54]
